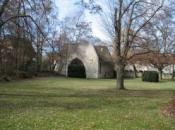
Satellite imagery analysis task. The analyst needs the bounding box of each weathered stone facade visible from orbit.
[57,42,114,78]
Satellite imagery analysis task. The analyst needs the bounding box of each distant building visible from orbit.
[55,42,114,78]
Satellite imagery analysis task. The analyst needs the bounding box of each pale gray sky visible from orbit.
[55,0,109,41]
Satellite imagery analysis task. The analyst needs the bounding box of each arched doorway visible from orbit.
[68,58,86,78]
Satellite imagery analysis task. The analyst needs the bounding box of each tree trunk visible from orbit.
[172,72,174,80]
[0,50,2,74]
[158,69,163,80]
[133,65,137,78]
[36,55,41,72]
[116,63,125,90]
[172,65,175,80]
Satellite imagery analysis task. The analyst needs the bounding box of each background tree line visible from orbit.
[0,0,96,79]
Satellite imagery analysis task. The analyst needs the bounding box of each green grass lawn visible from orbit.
[0,77,175,130]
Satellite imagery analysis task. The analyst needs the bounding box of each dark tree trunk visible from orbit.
[172,73,175,80]
[36,50,42,72]
[172,65,175,80]
[133,65,137,78]
[0,50,2,74]
[116,63,125,90]
[158,68,163,80]
[36,55,41,72]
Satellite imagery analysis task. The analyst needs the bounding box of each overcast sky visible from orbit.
[55,0,109,41]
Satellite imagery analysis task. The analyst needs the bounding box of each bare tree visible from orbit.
[142,5,175,80]
[81,0,164,89]
[0,0,57,76]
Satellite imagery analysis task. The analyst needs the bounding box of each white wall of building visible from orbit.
[60,43,99,78]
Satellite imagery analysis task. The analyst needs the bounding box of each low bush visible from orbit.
[15,71,33,79]
[142,71,159,82]
[0,76,11,82]
[124,70,135,79]
[113,70,135,79]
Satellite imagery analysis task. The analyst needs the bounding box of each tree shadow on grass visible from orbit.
[1,88,175,111]
[1,87,175,98]
[115,89,175,98]
[0,98,99,111]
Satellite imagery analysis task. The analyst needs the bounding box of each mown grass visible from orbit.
[0,77,175,130]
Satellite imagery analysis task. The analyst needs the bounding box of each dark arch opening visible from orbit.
[68,58,86,78]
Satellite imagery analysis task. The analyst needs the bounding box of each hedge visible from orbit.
[142,71,159,82]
